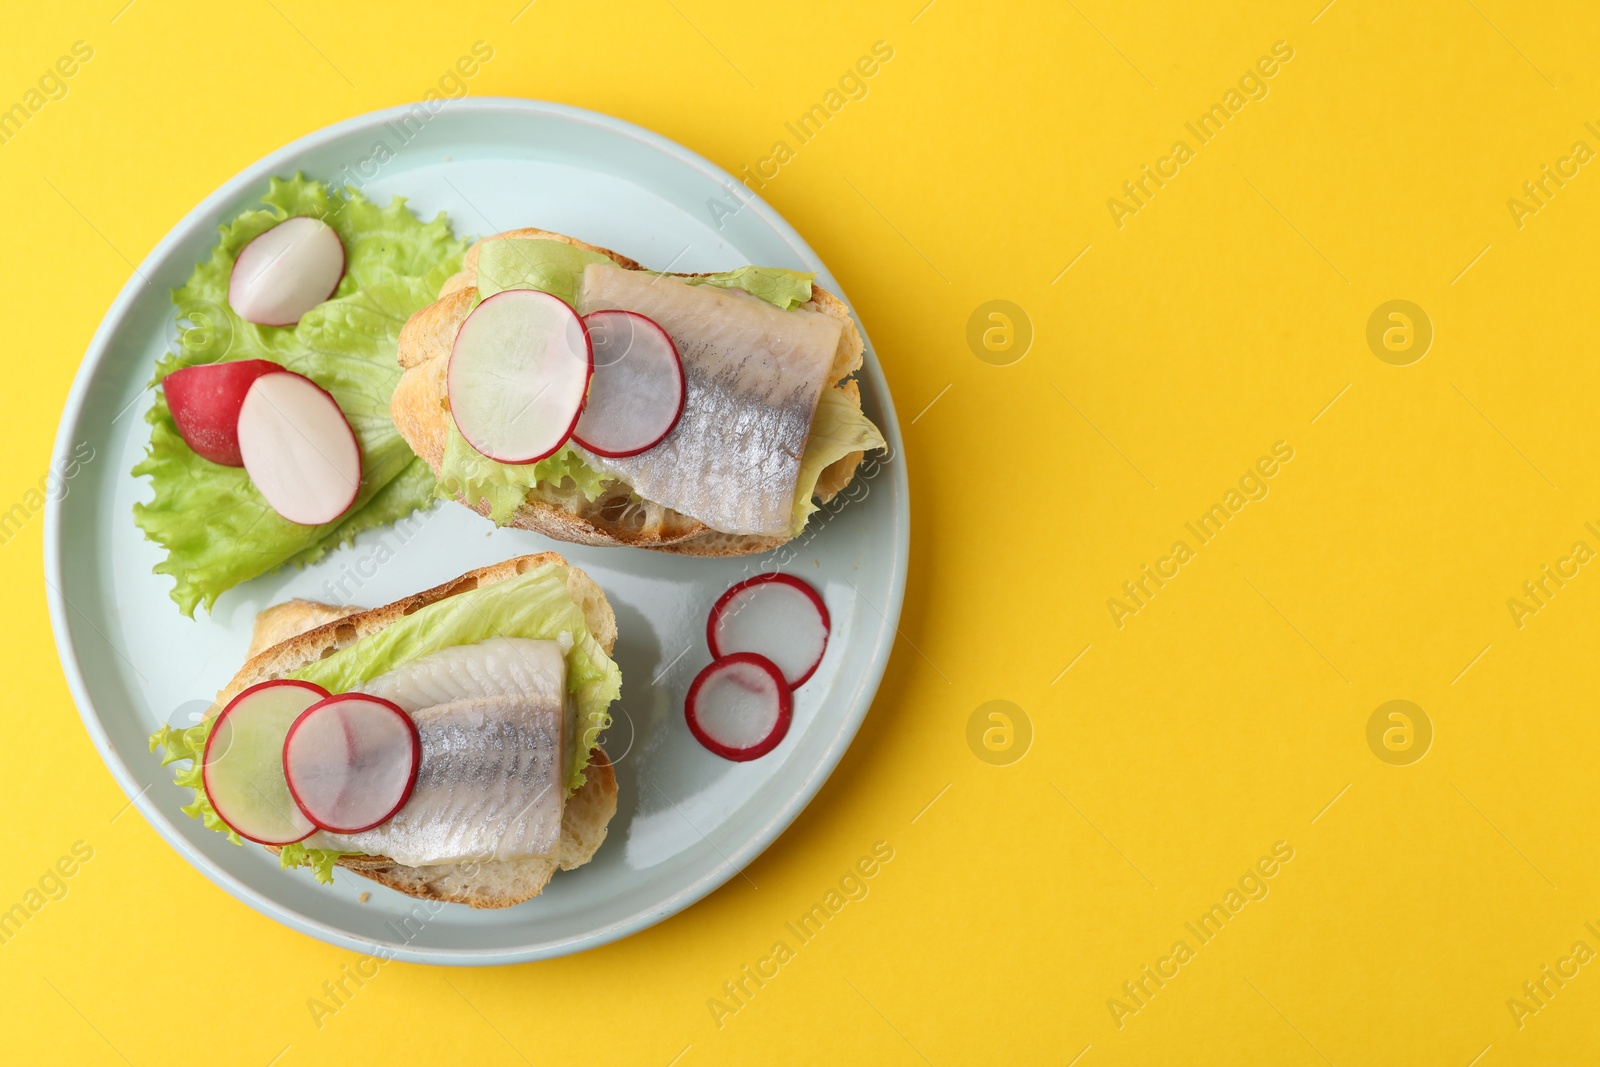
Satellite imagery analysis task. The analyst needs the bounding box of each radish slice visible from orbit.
[237,370,362,525]
[707,574,830,688]
[283,694,421,834]
[685,653,793,761]
[163,359,281,466]
[202,680,329,845]
[448,289,592,463]
[571,310,685,457]
[228,216,346,326]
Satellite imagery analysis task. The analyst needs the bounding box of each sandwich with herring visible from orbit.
[392,229,887,556]
[151,553,620,908]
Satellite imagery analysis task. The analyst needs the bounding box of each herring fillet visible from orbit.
[308,638,569,867]
[576,264,843,537]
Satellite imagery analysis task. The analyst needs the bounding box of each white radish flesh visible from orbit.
[707,574,830,688]
[685,653,793,762]
[227,216,346,326]
[283,694,420,834]
[202,680,328,845]
[448,289,592,463]
[571,310,685,457]
[237,371,362,525]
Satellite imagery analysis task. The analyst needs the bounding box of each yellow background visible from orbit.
[4,0,1598,1063]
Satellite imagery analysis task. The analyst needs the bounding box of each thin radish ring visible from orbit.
[706,572,831,688]
[684,653,794,762]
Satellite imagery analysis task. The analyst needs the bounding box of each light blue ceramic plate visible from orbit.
[44,99,907,964]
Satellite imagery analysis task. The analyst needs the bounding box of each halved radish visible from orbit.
[685,653,793,762]
[237,370,362,525]
[571,310,685,458]
[283,694,420,834]
[707,574,830,688]
[201,679,329,845]
[163,359,281,466]
[448,289,592,464]
[228,216,346,326]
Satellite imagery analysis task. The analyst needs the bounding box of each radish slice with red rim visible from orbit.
[448,288,593,463]
[283,694,421,834]
[571,309,685,458]
[707,574,830,688]
[163,359,281,467]
[685,653,793,762]
[202,679,329,845]
[228,216,346,326]
[237,370,362,526]
[236,371,363,524]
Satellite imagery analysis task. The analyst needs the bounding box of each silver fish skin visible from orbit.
[355,636,569,715]
[576,264,843,537]
[307,638,569,867]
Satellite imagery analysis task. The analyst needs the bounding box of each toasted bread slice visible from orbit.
[244,599,361,659]
[219,553,619,909]
[392,228,873,556]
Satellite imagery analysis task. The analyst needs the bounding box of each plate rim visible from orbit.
[43,97,909,965]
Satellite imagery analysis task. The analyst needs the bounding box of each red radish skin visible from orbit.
[283,694,421,834]
[707,574,831,688]
[236,371,362,526]
[201,679,329,845]
[571,310,686,458]
[684,653,794,762]
[162,359,282,466]
[228,216,346,326]
[448,289,593,464]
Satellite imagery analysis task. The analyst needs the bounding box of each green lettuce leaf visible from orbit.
[132,175,468,614]
[684,265,814,310]
[276,842,359,884]
[288,563,620,792]
[476,238,614,306]
[476,238,815,312]
[148,720,354,883]
[437,423,609,524]
[791,386,887,534]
